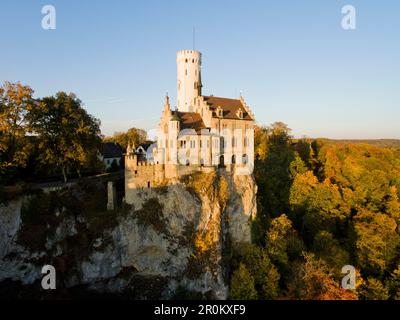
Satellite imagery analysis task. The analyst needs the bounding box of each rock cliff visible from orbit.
[0,172,257,299]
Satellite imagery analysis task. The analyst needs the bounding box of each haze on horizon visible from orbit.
[1,0,399,140]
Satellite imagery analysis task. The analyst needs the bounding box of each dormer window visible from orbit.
[216,106,223,118]
[237,108,243,119]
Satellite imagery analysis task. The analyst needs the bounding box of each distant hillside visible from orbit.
[325,139,400,148]
[294,138,400,148]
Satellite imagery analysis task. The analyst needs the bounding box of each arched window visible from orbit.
[232,155,236,164]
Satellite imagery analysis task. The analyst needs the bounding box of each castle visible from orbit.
[125,50,255,204]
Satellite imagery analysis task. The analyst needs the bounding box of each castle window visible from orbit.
[147,181,151,188]
[237,108,243,119]
[216,107,223,118]
[242,154,248,164]
[185,59,188,63]
[200,140,202,148]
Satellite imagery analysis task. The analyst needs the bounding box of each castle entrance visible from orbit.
[219,155,225,167]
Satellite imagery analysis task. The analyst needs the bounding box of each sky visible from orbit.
[0,0,399,139]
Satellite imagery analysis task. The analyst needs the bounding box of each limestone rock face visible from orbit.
[0,173,256,299]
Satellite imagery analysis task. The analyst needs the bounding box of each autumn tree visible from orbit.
[104,127,147,150]
[289,253,356,300]
[28,92,102,182]
[358,278,389,300]
[386,266,400,300]
[354,209,400,277]
[0,82,35,181]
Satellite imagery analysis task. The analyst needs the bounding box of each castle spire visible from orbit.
[164,93,171,115]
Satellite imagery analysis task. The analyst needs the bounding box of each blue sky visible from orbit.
[1,0,399,139]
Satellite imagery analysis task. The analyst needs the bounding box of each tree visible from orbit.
[312,231,350,274]
[386,266,400,300]
[230,263,258,300]
[235,244,281,299]
[289,153,307,179]
[104,127,147,150]
[354,209,400,277]
[254,122,295,243]
[266,214,304,268]
[28,92,101,182]
[358,278,389,300]
[0,82,35,180]
[294,253,357,300]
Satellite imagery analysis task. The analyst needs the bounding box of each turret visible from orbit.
[163,94,172,117]
[177,50,202,112]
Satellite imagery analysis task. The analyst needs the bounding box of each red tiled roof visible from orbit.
[203,96,253,120]
[174,111,206,133]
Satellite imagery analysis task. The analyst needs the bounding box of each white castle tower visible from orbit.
[177,50,202,112]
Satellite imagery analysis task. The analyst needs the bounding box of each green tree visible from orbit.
[266,214,304,267]
[235,244,281,299]
[312,231,350,274]
[254,122,295,242]
[28,92,101,182]
[230,263,258,300]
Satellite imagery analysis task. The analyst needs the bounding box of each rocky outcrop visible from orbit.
[0,172,256,299]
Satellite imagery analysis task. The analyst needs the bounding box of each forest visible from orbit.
[2,81,400,300]
[230,123,400,300]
